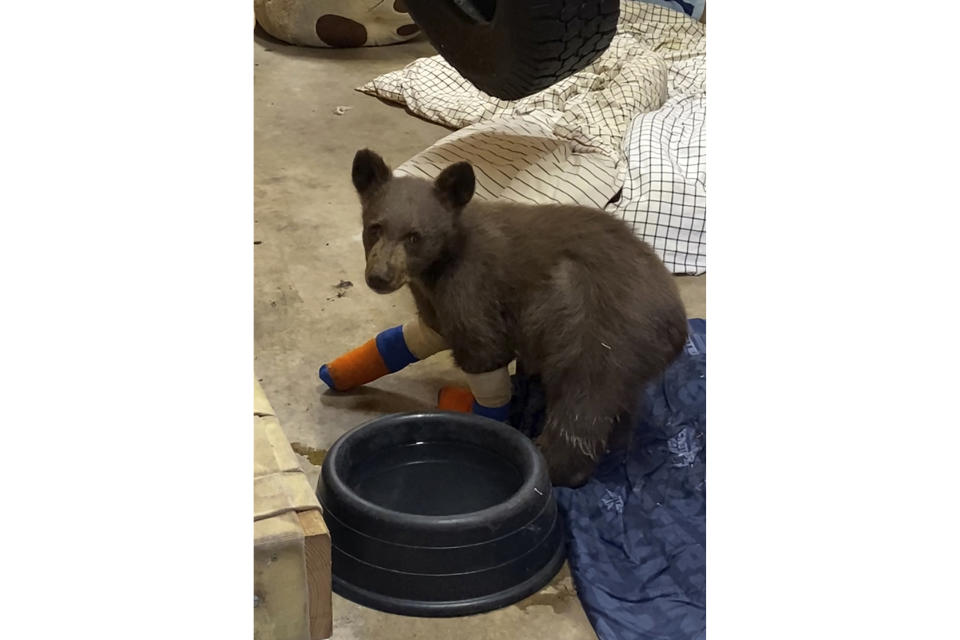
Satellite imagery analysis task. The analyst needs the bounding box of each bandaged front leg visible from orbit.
[318,317,448,391]
[465,367,512,422]
[437,386,475,413]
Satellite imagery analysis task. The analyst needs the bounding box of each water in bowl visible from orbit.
[350,441,522,516]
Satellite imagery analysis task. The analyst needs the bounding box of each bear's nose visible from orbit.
[366,274,390,292]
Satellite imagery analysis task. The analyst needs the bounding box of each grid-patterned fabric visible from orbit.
[619,54,706,274]
[359,2,706,274]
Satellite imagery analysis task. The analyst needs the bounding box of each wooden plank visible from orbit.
[297,509,332,640]
[254,379,276,417]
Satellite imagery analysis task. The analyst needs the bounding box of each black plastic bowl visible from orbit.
[316,412,565,617]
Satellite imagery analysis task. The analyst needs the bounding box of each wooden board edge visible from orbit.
[298,510,332,640]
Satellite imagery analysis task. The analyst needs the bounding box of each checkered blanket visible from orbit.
[359,2,706,274]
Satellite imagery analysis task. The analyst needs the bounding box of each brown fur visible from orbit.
[351,149,688,487]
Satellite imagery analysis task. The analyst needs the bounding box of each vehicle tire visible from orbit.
[404,0,619,100]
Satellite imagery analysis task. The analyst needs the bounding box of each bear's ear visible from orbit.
[434,162,475,210]
[352,149,391,196]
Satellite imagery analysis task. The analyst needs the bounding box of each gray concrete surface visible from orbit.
[254,28,705,640]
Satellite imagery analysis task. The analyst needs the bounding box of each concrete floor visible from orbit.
[254,28,705,640]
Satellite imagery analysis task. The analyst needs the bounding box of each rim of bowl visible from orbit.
[321,412,549,532]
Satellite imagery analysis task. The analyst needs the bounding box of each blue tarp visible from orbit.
[634,0,705,21]
[511,319,706,640]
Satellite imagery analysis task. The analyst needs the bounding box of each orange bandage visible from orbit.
[319,319,448,392]
[318,338,390,391]
[437,386,475,413]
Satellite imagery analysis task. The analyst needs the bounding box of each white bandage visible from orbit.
[401,317,449,360]
[465,367,512,408]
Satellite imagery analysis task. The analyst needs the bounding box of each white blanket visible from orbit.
[359,2,706,274]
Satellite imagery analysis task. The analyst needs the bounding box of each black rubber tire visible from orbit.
[405,0,620,100]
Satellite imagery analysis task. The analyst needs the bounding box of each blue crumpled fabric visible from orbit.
[510,319,706,640]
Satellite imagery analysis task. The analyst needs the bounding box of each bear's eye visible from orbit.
[404,232,421,247]
[366,223,382,240]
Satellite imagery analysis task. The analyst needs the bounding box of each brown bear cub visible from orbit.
[351,149,688,487]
